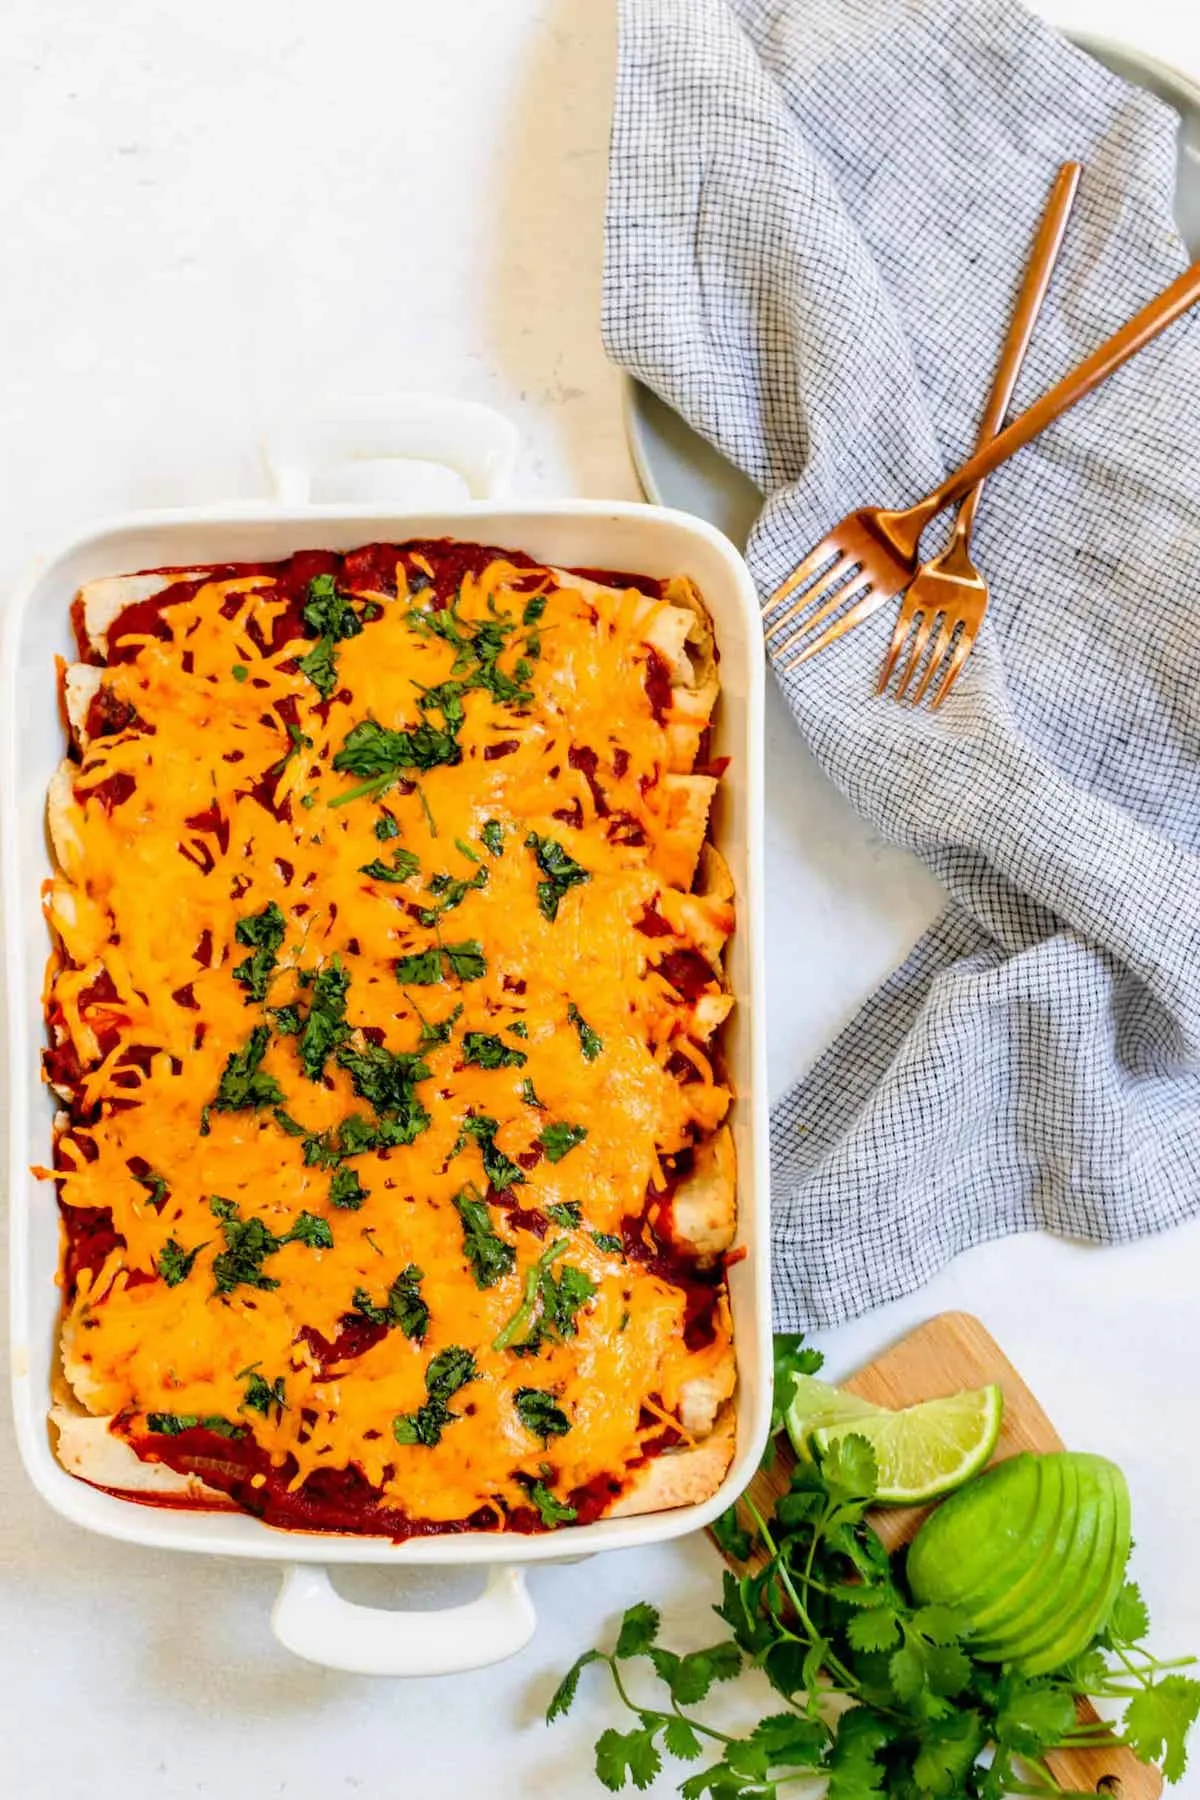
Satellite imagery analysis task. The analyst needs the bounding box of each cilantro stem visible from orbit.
[744,1497,861,1696]
[330,773,393,808]
[605,1657,736,1747]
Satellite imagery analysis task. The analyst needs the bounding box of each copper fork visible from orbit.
[765,236,1200,672]
[879,161,1081,709]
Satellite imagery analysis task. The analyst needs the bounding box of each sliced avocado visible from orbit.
[907,1453,1045,1608]
[964,1452,1073,1635]
[972,1456,1119,1667]
[1016,1460,1131,1677]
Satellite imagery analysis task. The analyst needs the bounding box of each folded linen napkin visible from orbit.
[605,0,1200,1328]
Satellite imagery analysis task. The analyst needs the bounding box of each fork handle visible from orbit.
[915,252,1200,530]
[954,161,1081,542]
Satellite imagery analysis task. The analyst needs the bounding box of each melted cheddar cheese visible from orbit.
[43,541,735,1536]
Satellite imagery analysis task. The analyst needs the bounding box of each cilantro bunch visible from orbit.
[549,1342,1200,1796]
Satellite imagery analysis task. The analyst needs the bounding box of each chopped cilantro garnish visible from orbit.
[525,832,590,922]
[146,1412,244,1439]
[297,574,369,700]
[462,1031,526,1070]
[454,1185,516,1289]
[394,947,444,985]
[272,1107,306,1137]
[453,1114,525,1191]
[520,1077,546,1110]
[590,1231,624,1255]
[297,636,339,700]
[514,1387,570,1445]
[296,956,350,1080]
[523,1476,576,1528]
[208,1195,332,1295]
[156,1237,204,1287]
[416,865,487,925]
[374,809,400,840]
[232,900,287,1003]
[359,846,420,884]
[546,1202,581,1228]
[522,594,547,626]
[567,1001,603,1061]
[231,663,248,683]
[352,1263,428,1342]
[539,1121,588,1163]
[242,1372,285,1416]
[336,1040,430,1118]
[213,1025,284,1115]
[329,1165,369,1211]
[392,1345,478,1447]
[135,1169,170,1210]
[330,715,463,806]
[481,819,505,856]
[493,1237,568,1351]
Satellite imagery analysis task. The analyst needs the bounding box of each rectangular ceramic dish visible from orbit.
[3,395,770,1675]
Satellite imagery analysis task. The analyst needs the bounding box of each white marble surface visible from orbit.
[2,3,1199,1795]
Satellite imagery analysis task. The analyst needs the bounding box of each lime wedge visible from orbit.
[785,1374,885,1460]
[809,1384,1004,1506]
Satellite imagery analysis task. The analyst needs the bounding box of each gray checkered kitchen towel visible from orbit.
[605,0,1200,1329]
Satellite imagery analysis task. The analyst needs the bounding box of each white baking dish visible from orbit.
[3,395,769,1677]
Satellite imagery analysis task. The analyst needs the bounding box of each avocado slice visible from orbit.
[964,1452,1073,1635]
[907,1453,1045,1608]
[972,1456,1119,1666]
[1016,1461,1132,1677]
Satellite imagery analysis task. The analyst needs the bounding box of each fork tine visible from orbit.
[930,618,979,709]
[765,557,858,644]
[765,539,846,620]
[893,608,938,701]
[911,615,957,707]
[777,583,887,668]
[876,591,922,694]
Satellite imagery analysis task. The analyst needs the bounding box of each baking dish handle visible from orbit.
[264,394,519,505]
[270,1562,536,1676]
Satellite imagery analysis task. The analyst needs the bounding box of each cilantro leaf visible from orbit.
[526,832,590,921]
[374,809,400,840]
[146,1412,244,1440]
[769,1332,825,1440]
[493,1237,568,1351]
[352,1263,428,1342]
[662,1718,703,1763]
[297,635,339,699]
[360,847,421,884]
[295,956,350,1080]
[332,716,462,801]
[285,1210,334,1249]
[335,1039,430,1121]
[538,1120,588,1163]
[546,1202,581,1229]
[414,999,463,1051]
[595,1726,660,1793]
[992,1680,1077,1755]
[242,1372,286,1416]
[912,1712,986,1797]
[454,1114,525,1192]
[443,940,486,981]
[481,819,504,856]
[514,1386,570,1444]
[615,1603,661,1659]
[392,1345,478,1447]
[395,947,443,984]
[847,1608,902,1654]
[817,1431,878,1501]
[524,1477,578,1528]
[232,900,287,1003]
[462,1031,526,1070]
[1109,1580,1151,1645]
[329,1165,369,1210]
[454,1186,516,1289]
[1123,1675,1200,1783]
[302,573,365,641]
[213,1025,284,1114]
[567,1001,602,1061]
[590,1230,624,1254]
[156,1237,204,1287]
[520,1076,546,1109]
[546,1649,603,1722]
[709,1504,754,1563]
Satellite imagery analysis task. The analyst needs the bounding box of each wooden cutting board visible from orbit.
[714,1311,1160,1799]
